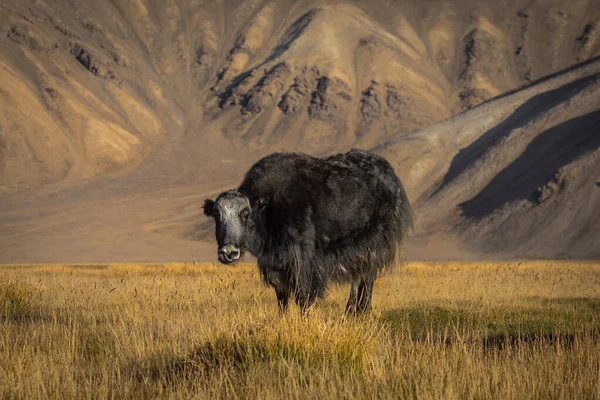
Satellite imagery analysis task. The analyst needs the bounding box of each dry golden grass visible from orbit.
[1,261,599,399]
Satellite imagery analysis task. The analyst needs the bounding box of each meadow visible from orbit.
[1,261,599,399]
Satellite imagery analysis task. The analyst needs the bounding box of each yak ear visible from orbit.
[203,199,215,217]
[255,196,269,211]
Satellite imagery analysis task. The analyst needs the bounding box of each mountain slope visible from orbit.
[0,0,599,261]
[377,57,600,259]
[2,0,599,192]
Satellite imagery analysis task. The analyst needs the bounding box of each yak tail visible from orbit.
[392,180,414,266]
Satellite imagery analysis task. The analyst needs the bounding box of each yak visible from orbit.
[203,149,413,314]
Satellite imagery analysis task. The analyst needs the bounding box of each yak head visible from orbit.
[203,190,267,264]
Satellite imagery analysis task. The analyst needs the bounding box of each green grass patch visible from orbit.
[381,298,600,346]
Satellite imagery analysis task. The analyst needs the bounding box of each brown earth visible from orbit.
[0,0,599,262]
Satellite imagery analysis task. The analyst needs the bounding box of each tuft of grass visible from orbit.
[0,279,41,320]
[77,326,119,364]
[132,315,384,398]
[204,317,374,369]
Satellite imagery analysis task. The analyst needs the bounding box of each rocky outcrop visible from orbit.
[457,25,513,110]
[308,76,351,121]
[515,10,533,82]
[68,42,121,83]
[279,74,313,115]
[576,22,598,61]
[220,63,356,123]
[195,44,216,71]
[534,169,567,204]
[359,81,381,122]
[458,29,491,109]
[384,85,408,119]
[242,62,292,114]
[6,25,39,50]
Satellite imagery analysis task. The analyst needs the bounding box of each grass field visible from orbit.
[1,261,599,399]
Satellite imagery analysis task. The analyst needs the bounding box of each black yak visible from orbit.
[203,149,413,314]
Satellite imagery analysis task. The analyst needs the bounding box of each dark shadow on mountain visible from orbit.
[263,9,318,64]
[217,9,318,108]
[459,110,600,218]
[431,74,600,198]
[217,69,255,107]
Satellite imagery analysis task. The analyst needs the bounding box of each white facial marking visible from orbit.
[215,194,249,244]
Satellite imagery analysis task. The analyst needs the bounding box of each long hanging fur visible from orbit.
[237,149,414,304]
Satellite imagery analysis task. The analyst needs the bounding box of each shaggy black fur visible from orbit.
[203,149,413,314]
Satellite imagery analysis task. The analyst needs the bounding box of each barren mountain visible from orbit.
[0,0,599,262]
[378,58,600,259]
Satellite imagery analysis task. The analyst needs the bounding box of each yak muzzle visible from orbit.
[218,245,240,264]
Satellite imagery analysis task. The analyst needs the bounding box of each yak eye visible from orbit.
[241,208,250,220]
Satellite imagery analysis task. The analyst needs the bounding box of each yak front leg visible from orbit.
[275,283,290,313]
[266,269,290,313]
[295,289,317,315]
[293,266,319,315]
[292,269,317,315]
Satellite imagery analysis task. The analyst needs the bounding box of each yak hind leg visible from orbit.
[356,275,376,314]
[346,272,375,315]
[345,281,360,315]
